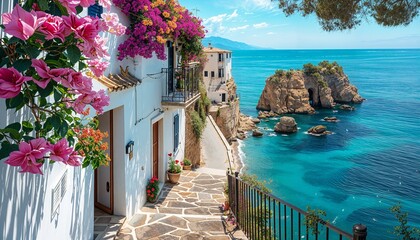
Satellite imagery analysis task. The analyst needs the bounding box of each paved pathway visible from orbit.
[116,170,246,240]
[202,117,231,171]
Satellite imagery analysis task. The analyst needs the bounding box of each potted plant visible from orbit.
[146,176,159,203]
[175,71,184,91]
[167,153,181,184]
[182,158,192,170]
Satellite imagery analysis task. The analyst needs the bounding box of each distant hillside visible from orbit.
[202,36,265,50]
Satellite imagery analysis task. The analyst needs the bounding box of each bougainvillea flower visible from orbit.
[90,90,110,114]
[37,13,66,41]
[80,0,96,7]
[98,0,112,10]
[67,151,82,166]
[49,138,73,163]
[2,5,40,40]
[64,71,93,94]
[31,59,69,88]
[58,0,80,14]
[0,67,31,98]
[4,138,49,174]
[88,59,109,77]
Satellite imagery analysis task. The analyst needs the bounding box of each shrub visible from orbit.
[390,203,420,239]
[286,70,293,79]
[305,207,328,235]
[190,111,204,139]
[303,63,320,75]
[275,69,285,77]
[183,158,191,166]
[240,173,272,194]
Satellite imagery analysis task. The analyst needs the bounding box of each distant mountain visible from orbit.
[202,36,266,51]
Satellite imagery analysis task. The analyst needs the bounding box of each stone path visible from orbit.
[94,208,126,239]
[116,170,247,240]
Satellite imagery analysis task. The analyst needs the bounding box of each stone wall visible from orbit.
[209,100,240,141]
[184,105,202,167]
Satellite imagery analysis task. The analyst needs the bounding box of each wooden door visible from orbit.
[152,122,159,178]
[167,41,174,93]
[95,110,113,214]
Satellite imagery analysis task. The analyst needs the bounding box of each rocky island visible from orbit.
[257,61,364,114]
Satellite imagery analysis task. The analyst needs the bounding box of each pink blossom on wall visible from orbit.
[0,67,31,98]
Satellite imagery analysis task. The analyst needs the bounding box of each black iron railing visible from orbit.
[162,66,200,104]
[227,172,368,240]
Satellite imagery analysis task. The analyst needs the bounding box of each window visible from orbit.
[211,71,215,78]
[218,53,224,62]
[204,71,208,77]
[88,3,103,18]
[218,68,224,78]
[173,114,179,152]
[226,53,229,59]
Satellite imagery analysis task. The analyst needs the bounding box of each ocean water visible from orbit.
[232,49,420,239]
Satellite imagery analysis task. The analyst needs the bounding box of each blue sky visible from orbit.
[179,0,420,49]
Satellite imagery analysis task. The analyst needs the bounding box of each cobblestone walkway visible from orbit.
[116,170,246,240]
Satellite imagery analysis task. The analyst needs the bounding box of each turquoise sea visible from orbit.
[232,49,420,239]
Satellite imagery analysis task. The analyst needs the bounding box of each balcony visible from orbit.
[161,65,201,108]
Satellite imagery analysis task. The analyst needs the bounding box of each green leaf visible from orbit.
[38,0,49,10]
[5,122,21,131]
[13,59,31,73]
[58,121,69,137]
[53,87,62,102]
[5,93,24,109]
[22,121,34,133]
[0,135,4,141]
[76,6,83,14]
[78,61,87,71]
[37,83,54,98]
[35,121,42,131]
[82,160,90,168]
[67,45,81,65]
[26,45,41,59]
[0,56,9,67]
[22,135,35,141]
[3,128,21,140]
[0,142,19,160]
[7,37,20,44]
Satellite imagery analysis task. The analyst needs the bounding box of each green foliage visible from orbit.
[305,207,327,235]
[286,70,293,79]
[390,203,420,240]
[183,158,191,166]
[275,69,285,77]
[303,63,321,75]
[276,0,419,31]
[190,111,204,139]
[240,173,272,194]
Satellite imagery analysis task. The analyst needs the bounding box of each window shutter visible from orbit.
[174,114,179,152]
[88,3,103,18]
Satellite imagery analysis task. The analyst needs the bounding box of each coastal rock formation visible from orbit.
[258,111,279,119]
[340,104,355,111]
[257,61,363,114]
[238,114,256,132]
[252,130,263,137]
[324,116,339,122]
[308,125,332,136]
[274,116,298,133]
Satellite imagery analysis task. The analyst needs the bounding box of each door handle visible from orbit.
[106,182,110,192]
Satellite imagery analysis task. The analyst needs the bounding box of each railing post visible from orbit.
[353,224,367,240]
[235,171,239,219]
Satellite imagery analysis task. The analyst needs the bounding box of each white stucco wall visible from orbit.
[203,51,233,103]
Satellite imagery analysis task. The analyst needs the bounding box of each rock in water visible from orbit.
[274,116,298,133]
[324,116,338,122]
[340,104,355,111]
[308,125,332,136]
[252,130,263,137]
[256,61,363,114]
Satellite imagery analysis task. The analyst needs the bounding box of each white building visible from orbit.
[0,2,200,240]
[202,44,232,103]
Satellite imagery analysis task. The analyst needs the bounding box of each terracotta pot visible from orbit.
[147,197,158,203]
[183,165,192,170]
[167,171,181,184]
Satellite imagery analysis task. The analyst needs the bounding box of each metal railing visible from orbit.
[227,172,368,240]
[162,66,200,104]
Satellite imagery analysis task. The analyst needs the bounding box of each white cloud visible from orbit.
[267,32,276,35]
[246,0,275,10]
[226,9,239,20]
[229,25,250,31]
[253,22,268,28]
[204,14,227,25]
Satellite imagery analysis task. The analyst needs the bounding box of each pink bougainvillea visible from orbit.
[112,0,205,61]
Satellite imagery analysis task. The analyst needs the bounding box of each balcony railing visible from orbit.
[161,66,200,106]
[227,172,368,240]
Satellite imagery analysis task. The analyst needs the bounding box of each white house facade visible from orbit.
[202,44,232,103]
[0,2,200,240]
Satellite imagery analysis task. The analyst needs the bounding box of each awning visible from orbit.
[91,66,141,92]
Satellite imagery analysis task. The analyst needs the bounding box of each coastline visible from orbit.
[231,140,245,174]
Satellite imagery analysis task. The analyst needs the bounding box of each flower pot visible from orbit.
[183,165,192,170]
[147,197,158,203]
[167,171,181,184]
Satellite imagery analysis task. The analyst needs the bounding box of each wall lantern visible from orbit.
[126,141,134,160]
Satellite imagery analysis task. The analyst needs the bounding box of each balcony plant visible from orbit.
[167,153,181,184]
[182,158,192,170]
[146,176,160,203]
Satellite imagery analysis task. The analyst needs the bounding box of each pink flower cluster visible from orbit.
[5,138,82,174]
[0,67,31,98]
[57,0,111,14]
